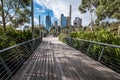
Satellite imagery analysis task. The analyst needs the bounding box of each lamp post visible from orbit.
[31,0,34,39]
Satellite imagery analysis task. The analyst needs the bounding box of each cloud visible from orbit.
[35,8,45,13]
[34,18,39,24]
[34,0,93,26]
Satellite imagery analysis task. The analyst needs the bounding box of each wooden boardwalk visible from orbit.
[11,37,120,80]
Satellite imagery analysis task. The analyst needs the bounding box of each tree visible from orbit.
[79,0,99,31]
[0,0,31,32]
[95,0,120,34]
[96,0,120,22]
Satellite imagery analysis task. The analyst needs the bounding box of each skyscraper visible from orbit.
[66,5,72,26]
[60,5,72,27]
[61,14,67,27]
[69,5,72,26]
[46,12,51,31]
[67,17,71,26]
[54,21,58,27]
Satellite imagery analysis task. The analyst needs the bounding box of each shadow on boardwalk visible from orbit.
[11,37,120,80]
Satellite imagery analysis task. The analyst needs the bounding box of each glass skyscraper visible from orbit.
[61,14,67,28]
[46,13,51,31]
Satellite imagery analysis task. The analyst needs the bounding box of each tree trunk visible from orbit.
[1,0,6,32]
[90,10,93,32]
[118,24,120,35]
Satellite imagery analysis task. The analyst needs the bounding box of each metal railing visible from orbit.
[65,37,120,73]
[0,37,42,80]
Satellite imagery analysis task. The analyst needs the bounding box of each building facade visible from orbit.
[46,13,51,31]
[54,21,58,27]
[61,14,67,28]
[60,5,72,28]
[66,17,71,26]
[73,17,82,27]
[69,5,72,26]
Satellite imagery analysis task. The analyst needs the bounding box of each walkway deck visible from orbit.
[11,37,120,80]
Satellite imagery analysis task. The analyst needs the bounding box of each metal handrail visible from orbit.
[66,37,120,48]
[0,37,39,54]
[0,37,42,80]
[65,37,120,73]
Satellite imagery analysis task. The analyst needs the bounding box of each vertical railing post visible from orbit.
[70,38,72,46]
[15,47,24,62]
[68,37,71,46]
[79,41,84,50]
[32,39,35,50]
[87,43,92,54]
[98,46,105,61]
[34,38,37,48]
[29,41,34,52]
[24,45,30,54]
[0,56,11,75]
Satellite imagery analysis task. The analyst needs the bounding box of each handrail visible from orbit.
[66,37,120,48]
[0,37,40,54]
[65,37,120,73]
[0,37,42,80]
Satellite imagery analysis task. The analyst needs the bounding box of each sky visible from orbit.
[34,0,94,27]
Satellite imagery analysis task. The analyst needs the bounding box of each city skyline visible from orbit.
[34,0,93,27]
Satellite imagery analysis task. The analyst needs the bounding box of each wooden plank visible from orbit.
[11,37,120,80]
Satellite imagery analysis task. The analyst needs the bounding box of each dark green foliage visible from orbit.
[0,26,40,50]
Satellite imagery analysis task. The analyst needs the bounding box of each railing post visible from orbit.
[0,56,11,75]
[68,37,71,46]
[32,39,35,50]
[98,46,105,61]
[24,45,30,54]
[70,38,72,46]
[15,47,24,62]
[34,39,36,49]
[37,37,41,46]
[29,41,34,52]
[87,43,92,54]
[79,42,84,50]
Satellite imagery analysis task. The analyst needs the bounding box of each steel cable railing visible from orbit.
[65,37,120,73]
[0,37,42,80]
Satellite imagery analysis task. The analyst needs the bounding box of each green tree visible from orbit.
[0,0,30,32]
[95,0,120,34]
[79,0,99,31]
[96,0,120,22]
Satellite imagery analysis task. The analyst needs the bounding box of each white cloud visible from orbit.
[35,8,45,13]
[34,0,93,26]
[34,18,39,24]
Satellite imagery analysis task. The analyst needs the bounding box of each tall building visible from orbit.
[73,17,82,27]
[46,12,51,31]
[54,21,58,27]
[61,14,67,27]
[66,5,72,26]
[69,5,72,26]
[67,17,71,26]
[60,5,72,27]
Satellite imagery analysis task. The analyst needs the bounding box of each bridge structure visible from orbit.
[0,36,120,80]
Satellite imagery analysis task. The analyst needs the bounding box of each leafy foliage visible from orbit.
[95,0,120,22]
[0,0,31,31]
[0,26,42,50]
